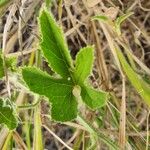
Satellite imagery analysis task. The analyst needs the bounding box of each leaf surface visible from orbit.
[74,46,94,85]
[0,99,18,130]
[81,85,108,109]
[39,9,73,78]
[22,9,109,122]
[22,67,73,98]
[51,93,78,121]
[22,67,78,121]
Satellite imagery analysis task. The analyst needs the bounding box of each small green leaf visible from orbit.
[0,53,4,78]
[114,12,134,35]
[81,85,108,109]
[0,53,17,79]
[0,98,18,130]
[74,46,94,85]
[116,48,150,107]
[39,9,73,78]
[92,15,109,22]
[5,56,17,72]
[22,67,78,121]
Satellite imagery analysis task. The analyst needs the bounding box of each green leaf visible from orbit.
[116,48,150,107]
[0,53,4,79]
[5,56,17,72]
[22,9,108,122]
[0,98,18,130]
[22,67,77,121]
[74,46,94,85]
[39,9,73,78]
[0,54,17,79]
[81,85,108,109]
[22,67,73,97]
[92,15,109,22]
[51,93,78,121]
[114,12,133,35]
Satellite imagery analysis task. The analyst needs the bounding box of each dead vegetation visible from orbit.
[0,0,150,149]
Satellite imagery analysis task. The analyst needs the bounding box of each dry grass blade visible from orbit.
[91,21,110,89]
[87,0,101,8]
[2,4,17,54]
[119,77,126,149]
[43,125,73,150]
[13,131,27,150]
[0,128,9,149]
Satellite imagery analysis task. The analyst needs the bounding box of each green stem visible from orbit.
[17,98,41,110]
[33,102,43,150]
[2,131,12,150]
[24,114,31,150]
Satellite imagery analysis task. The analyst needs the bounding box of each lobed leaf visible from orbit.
[39,9,73,78]
[74,46,94,85]
[22,9,109,122]
[22,67,77,121]
[0,98,18,130]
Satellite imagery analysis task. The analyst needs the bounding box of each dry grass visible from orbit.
[0,0,150,149]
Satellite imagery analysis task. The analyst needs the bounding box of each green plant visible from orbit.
[0,53,16,79]
[92,12,150,107]
[0,98,18,130]
[115,47,150,106]
[22,8,108,122]
[92,11,150,149]
[0,53,18,130]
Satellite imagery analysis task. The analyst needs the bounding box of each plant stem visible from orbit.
[33,102,43,150]
[17,98,41,110]
[24,113,31,150]
[2,131,12,150]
